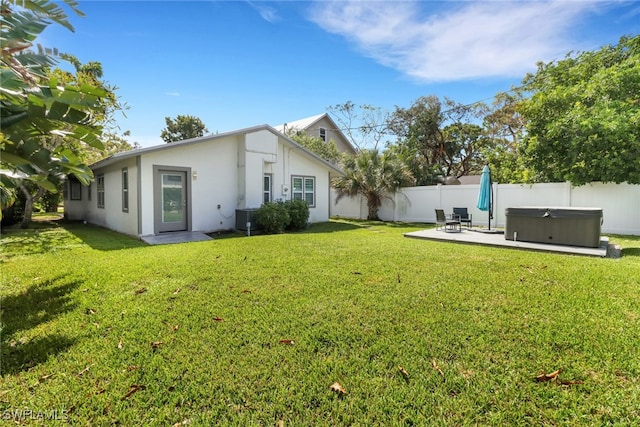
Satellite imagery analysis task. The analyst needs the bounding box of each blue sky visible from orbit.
[43,1,640,147]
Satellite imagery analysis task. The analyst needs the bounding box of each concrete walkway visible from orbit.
[141,231,213,245]
[404,228,610,257]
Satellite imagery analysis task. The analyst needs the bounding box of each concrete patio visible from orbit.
[141,231,213,245]
[404,227,612,257]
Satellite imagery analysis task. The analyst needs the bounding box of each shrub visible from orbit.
[285,199,309,230]
[1,190,25,227]
[255,201,290,234]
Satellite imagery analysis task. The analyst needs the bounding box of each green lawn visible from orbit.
[1,218,639,425]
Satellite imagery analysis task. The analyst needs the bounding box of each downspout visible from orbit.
[136,155,142,236]
[328,171,331,219]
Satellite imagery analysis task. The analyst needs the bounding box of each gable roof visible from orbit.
[273,113,357,155]
[273,113,326,134]
[90,124,344,176]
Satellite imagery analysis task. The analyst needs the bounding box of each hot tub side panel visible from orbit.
[505,208,602,248]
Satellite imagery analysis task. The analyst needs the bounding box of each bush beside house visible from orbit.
[256,200,310,234]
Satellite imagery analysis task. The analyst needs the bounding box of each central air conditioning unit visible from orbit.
[281,185,290,196]
[235,209,260,231]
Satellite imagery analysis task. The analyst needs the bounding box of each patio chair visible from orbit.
[435,209,461,232]
[452,207,472,229]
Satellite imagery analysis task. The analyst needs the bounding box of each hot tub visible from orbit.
[505,207,602,248]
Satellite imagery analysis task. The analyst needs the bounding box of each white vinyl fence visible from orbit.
[330,182,640,236]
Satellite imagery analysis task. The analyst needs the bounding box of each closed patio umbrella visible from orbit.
[476,165,493,230]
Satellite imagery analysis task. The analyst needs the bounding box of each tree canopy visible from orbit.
[287,131,342,164]
[482,91,531,184]
[385,96,489,185]
[160,115,209,143]
[1,0,114,225]
[327,101,390,151]
[519,34,640,185]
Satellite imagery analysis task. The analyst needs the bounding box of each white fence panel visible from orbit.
[570,182,640,235]
[331,190,364,219]
[492,183,570,228]
[396,186,440,222]
[331,182,640,235]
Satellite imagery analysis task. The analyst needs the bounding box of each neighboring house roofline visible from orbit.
[274,113,357,155]
[274,113,324,133]
[91,124,344,176]
[457,175,482,185]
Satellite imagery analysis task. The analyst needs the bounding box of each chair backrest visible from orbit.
[453,207,469,219]
[435,209,446,221]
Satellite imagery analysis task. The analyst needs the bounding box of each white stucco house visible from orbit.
[274,113,357,156]
[64,125,344,238]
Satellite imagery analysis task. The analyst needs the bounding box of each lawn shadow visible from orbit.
[327,218,430,230]
[207,221,365,239]
[302,221,364,234]
[206,229,249,240]
[1,275,80,375]
[610,234,640,257]
[1,219,146,257]
[1,221,70,259]
[622,247,640,257]
[62,220,147,251]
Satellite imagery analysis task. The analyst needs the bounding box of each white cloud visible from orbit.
[247,1,280,23]
[308,0,599,82]
[164,92,181,97]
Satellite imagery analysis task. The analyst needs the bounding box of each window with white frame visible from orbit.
[122,168,129,212]
[319,127,326,142]
[97,175,105,208]
[263,174,272,204]
[292,176,315,207]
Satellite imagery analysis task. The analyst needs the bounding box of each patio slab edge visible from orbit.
[141,231,213,245]
[404,228,609,257]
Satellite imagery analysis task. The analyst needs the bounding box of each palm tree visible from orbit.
[333,149,415,221]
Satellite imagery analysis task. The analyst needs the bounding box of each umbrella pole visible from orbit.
[489,180,493,231]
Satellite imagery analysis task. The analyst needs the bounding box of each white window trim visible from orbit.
[291,175,315,207]
[263,174,272,204]
[319,127,327,142]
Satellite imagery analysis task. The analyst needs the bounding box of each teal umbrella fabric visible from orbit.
[476,165,492,229]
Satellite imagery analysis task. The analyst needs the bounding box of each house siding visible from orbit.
[86,157,139,236]
[65,126,342,238]
[138,134,241,236]
[275,114,357,156]
[64,184,86,220]
[241,130,278,209]
[287,145,332,223]
[307,117,355,155]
